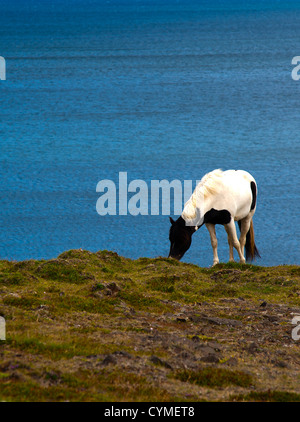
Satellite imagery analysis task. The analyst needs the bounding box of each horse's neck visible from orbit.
[201,194,213,216]
[177,216,198,233]
[182,189,212,227]
[196,195,212,226]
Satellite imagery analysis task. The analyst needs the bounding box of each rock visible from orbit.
[112,350,132,359]
[197,342,222,364]
[207,341,222,352]
[104,282,120,296]
[197,345,216,355]
[176,316,188,322]
[247,342,259,354]
[149,355,172,369]
[224,357,238,366]
[200,354,219,363]
[262,315,279,323]
[101,354,117,365]
[188,314,203,323]
[273,360,289,368]
[202,316,243,327]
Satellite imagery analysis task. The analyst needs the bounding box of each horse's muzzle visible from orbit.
[168,253,182,261]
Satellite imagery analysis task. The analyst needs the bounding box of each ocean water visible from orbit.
[0,0,299,267]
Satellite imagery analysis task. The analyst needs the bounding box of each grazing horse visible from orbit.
[168,169,260,265]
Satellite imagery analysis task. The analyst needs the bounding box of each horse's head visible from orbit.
[168,217,193,260]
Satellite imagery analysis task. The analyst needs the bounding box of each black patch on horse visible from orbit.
[250,181,257,210]
[204,208,231,225]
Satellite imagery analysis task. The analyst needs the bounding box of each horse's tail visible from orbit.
[245,220,260,261]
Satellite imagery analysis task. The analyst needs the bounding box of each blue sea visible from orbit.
[0,0,299,267]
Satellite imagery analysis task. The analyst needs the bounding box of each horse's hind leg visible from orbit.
[238,217,251,259]
[205,223,219,266]
[224,218,245,264]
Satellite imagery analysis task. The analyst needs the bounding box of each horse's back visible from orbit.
[222,170,256,194]
[218,170,257,220]
[223,169,255,184]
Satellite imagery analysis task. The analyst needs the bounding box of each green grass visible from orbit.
[0,249,299,402]
[172,367,253,388]
[0,368,173,402]
[231,390,300,402]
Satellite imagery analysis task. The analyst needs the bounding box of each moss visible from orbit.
[232,390,300,402]
[0,368,174,402]
[3,295,43,310]
[147,275,177,293]
[35,260,88,284]
[6,333,132,360]
[55,294,119,314]
[202,283,238,298]
[118,290,168,312]
[0,272,28,286]
[173,367,253,388]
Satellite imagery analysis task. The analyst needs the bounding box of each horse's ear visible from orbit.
[169,217,175,225]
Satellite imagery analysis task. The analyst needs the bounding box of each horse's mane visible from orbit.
[196,168,223,197]
[182,169,223,221]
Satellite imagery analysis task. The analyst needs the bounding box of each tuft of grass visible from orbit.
[6,334,131,360]
[202,283,238,298]
[0,368,174,402]
[172,367,253,388]
[147,275,178,293]
[187,334,215,342]
[0,271,27,286]
[3,295,43,310]
[35,260,88,284]
[118,290,168,312]
[231,390,300,402]
[212,262,263,272]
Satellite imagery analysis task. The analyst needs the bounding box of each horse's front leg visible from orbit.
[224,224,234,262]
[205,223,219,266]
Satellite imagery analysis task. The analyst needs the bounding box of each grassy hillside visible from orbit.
[0,249,300,402]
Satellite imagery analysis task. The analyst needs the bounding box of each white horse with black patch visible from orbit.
[168,169,260,265]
